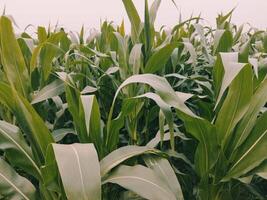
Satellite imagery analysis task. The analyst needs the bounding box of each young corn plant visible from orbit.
[0,0,267,199]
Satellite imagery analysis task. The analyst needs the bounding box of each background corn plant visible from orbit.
[0,0,267,199]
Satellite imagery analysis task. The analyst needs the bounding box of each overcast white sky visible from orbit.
[0,0,266,32]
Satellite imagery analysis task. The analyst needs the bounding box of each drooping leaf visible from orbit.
[107,74,196,148]
[147,131,183,148]
[52,128,76,142]
[132,92,175,149]
[103,165,176,200]
[31,79,65,104]
[100,145,157,177]
[0,158,37,200]
[143,155,184,199]
[0,120,41,179]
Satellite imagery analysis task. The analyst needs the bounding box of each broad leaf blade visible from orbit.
[104,165,176,200]
[53,143,101,200]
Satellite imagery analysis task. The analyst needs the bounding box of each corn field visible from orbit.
[0,0,267,199]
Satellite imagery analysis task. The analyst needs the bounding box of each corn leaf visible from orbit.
[103,165,176,200]
[52,143,101,200]
[0,16,30,98]
[0,158,37,200]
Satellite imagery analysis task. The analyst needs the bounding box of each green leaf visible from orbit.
[183,118,219,177]
[0,82,15,108]
[215,63,253,147]
[132,92,175,149]
[31,32,63,85]
[37,26,47,43]
[13,89,54,162]
[0,16,30,98]
[0,120,41,179]
[216,8,235,28]
[238,39,251,63]
[17,38,33,72]
[224,111,267,180]
[122,0,141,43]
[147,131,182,148]
[107,74,196,148]
[52,128,76,142]
[52,143,101,200]
[114,32,129,79]
[247,160,267,180]
[100,145,156,177]
[65,83,88,142]
[129,44,143,74]
[0,158,37,200]
[145,43,176,73]
[230,77,267,152]
[143,155,184,199]
[158,110,165,148]
[213,29,233,54]
[213,52,248,107]
[103,165,176,200]
[182,39,197,66]
[0,83,54,163]
[144,0,152,59]
[80,95,102,154]
[40,33,63,83]
[149,0,161,25]
[31,79,65,104]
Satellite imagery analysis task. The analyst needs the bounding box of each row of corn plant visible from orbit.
[0,0,267,199]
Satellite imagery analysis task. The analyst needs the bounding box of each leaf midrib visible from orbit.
[70,145,87,200]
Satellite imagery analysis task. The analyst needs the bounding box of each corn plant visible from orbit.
[0,0,267,199]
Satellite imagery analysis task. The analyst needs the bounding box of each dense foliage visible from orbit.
[0,0,267,199]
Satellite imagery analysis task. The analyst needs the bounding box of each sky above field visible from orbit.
[0,0,266,32]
